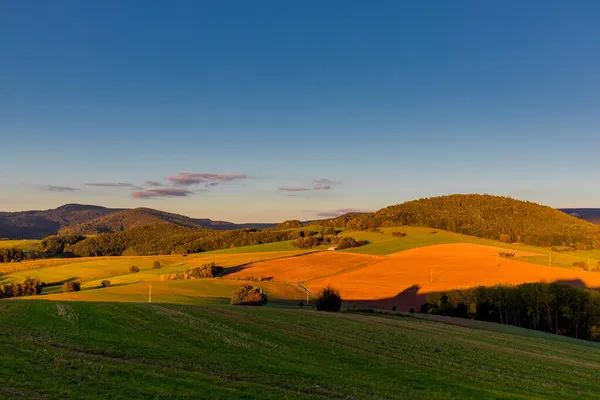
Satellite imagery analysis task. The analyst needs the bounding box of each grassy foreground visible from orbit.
[1,301,600,399]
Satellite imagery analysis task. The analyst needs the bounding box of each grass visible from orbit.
[339,227,600,270]
[1,300,600,399]
[0,239,40,251]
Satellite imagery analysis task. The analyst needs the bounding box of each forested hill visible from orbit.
[324,194,600,248]
[0,204,276,239]
[46,224,301,257]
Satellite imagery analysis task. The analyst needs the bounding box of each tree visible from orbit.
[129,265,140,273]
[101,280,111,288]
[316,286,342,312]
[230,284,268,306]
[62,281,81,292]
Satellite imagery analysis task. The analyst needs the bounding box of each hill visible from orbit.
[0,204,276,239]
[0,204,121,239]
[325,194,600,248]
[1,300,599,398]
[561,208,600,225]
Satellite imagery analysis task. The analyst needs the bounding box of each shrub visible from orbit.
[409,308,415,314]
[62,281,81,292]
[392,305,397,311]
[152,261,161,269]
[230,284,268,306]
[130,265,140,273]
[316,286,342,312]
[573,261,587,270]
[392,232,407,237]
[499,252,515,258]
[101,280,111,288]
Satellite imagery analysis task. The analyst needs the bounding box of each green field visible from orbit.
[1,300,599,399]
[338,227,600,269]
[0,239,40,251]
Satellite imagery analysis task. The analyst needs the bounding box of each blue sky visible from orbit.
[1,1,600,222]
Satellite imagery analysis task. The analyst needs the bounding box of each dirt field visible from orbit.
[224,251,383,283]
[305,243,600,311]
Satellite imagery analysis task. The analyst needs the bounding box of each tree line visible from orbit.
[39,224,309,258]
[0,277,44,298]
[314,194,600,248]
[421,282,600,341]
[0,248,25,263]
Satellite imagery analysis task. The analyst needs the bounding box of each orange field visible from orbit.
[224,251,383,283]
[303,243,600,311]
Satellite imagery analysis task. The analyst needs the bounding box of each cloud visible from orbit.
[278,187,312,192]
[144,181,163,187]
[44,185,79,192]
[86,182,143,190]
[131,188,194,199]
[167,172,247,186]
[313,178,335,190]
[316,208,371,218]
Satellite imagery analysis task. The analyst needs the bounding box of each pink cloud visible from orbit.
[167,172,247,186]
[131,188,193,199]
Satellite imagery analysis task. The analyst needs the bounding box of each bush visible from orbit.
[101,280,111,288]
[316,286,342,312]
[499,252,515,258]
[573,261,587,270]
[499,234,511,243]
[230,284,268,306]
[392,305,397,311]
[62,281,81,292]
[130,265,140,273]
[152,261,161,269]
[392,232,407,237]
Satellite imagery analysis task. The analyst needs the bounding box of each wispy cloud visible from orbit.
[144,180,163,187]
[316,208,371,218]
[86,182,143,190]
[131,188,194,199]
[44,185,79,192]
[278,187,312,192]
[313,178,335,190]
[167,172,247,186]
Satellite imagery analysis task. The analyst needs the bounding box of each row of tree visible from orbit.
[421,282,600,341]
[0,248,25,263]
[0,277,44,298]
[39,224,310,257]
[291,235,367,249]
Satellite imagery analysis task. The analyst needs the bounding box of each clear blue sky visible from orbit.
[1,1,600,222]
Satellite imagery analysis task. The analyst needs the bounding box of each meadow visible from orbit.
[0,239,40,251]
[1,300,599,399]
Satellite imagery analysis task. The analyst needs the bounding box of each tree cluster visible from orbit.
[421,283,600,341]
[39,234,86,255]
[0,277,43,298]
[230,284,268,306]
[320,195,600,248]
[291,235,367,249]
[160,262,224,281]
[0,248,25,263]
[276,220,303,229]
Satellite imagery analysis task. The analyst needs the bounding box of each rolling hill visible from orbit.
[324,194,600,248]
[0,204,276,239]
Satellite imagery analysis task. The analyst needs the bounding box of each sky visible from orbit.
[1,1,600,222]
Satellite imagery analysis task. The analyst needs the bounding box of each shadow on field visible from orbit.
[345,279,600,312]
[44,277,79,287]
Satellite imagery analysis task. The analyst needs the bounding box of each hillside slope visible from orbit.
[0,204,120,239]
[1,301,599,399]
[0,204,276,239]
[326,194,600,248]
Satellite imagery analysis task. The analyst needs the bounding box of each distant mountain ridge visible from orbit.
[559,208,600,225]
[0,204,275,239]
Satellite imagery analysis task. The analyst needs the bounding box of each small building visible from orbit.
[328,247,338,251]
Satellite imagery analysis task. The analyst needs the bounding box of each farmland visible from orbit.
[1,300,600,399]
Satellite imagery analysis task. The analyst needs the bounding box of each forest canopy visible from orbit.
[318,194,600,248]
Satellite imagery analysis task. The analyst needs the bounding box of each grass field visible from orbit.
[0,239,40,251]
[1,300,599,399]
[339,227,600,270]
